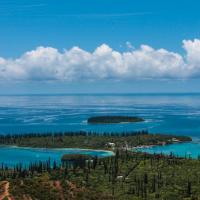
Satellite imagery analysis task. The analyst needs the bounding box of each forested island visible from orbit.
[0,131,198,200]
[0,130,191,149]
[87,116,144,124]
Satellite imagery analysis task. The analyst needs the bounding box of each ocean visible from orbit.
[0,93,200,136]
[0,146,113,167]
[1,93,200,163]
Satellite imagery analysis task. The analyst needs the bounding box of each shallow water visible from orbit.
[135,140,200,159]
[0,146,114,167]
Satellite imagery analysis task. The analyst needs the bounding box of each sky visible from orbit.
[0,0,200,94]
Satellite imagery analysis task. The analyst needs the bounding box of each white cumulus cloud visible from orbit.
[1,39,200,81]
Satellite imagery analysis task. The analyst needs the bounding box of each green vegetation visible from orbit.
[61,154,94,161]
[0,130,191,149]
[0,131,197,199]
[0,150,200,199]
[87,116,144,124]
[61,154,96,169]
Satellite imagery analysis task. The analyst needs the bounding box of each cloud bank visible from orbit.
[1,39,200,81]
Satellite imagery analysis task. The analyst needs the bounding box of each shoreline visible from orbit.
[0,133,192,160]
[0,145,115,156]
[132,136,193,150]
[132,138,200,159]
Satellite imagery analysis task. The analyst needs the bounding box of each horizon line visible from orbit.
[0,92,200,96]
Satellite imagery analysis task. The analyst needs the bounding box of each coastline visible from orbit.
[132,138,191,150]
[0,145,115,156]
[132,137,200,159]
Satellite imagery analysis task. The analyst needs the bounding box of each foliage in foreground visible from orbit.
[0,151,200,200]
[0,132,195,199]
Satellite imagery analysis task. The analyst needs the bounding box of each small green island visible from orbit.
[87,116,144,124]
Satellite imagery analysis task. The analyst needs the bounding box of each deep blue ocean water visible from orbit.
[0,93,200,164]
[1,93,200,136]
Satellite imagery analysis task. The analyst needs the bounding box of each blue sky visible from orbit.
[0,0,200,94]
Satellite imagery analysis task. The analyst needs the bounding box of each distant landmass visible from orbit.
[87,116,144,124]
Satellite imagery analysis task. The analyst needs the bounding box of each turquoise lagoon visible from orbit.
[135,138,200,159]
[0,146,114,167]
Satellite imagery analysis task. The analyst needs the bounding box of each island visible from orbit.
[87,115,144,124]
